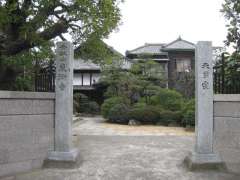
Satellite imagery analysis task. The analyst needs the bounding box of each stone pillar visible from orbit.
[184,41,225,170]
[48,41,78,162]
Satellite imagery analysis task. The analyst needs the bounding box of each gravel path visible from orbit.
[73,116,194,136]
[8,116,240,180]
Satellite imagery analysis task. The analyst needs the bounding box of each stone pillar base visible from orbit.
[47,148,79,162]
[184,152,226,171]
[44,149,79,168]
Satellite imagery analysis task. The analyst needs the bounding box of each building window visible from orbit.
[176,59,191,72]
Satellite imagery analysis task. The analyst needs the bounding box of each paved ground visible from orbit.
[9,117,240,180]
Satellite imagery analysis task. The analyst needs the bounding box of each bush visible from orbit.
[129,105,161,124]
[132,102,147,108]
[182,99,195,127]
[182,110,195,127]
[101,97,129,118]
[83,101,100,114]
[108,103,130,124]
[157,110,182,125]
[73,93,100,114]
[150,89,183,111]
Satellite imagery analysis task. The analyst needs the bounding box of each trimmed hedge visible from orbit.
[150,89,183,111]
[73,93,100,114]
[157,110,182,125]
[108,103,130,124]
[101,97,129,119]
[128,105,161,124]
[100,89,195,127]
[182,99,195,127]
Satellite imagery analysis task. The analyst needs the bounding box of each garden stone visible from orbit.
[128,119,141,126]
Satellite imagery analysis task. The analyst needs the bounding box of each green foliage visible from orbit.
[132,102,147,109]
[83,101,100,115]
[214,52,240,93]
[101,88,196,127]
[73,93,100,115]
[0,0,123,58]
[128,105,162,124]
[14,76,32,91]
[100,60,166,103]
[131,60,167,86]
[73,93,87,113]
[221,0,240,50]
[101,65,143,103]
[108,103,130,124]
[101,97,129,118]
[150,89,184,111]
[172,72,195,98]
[0,0,123,90]
[182,99,195,127]
[157,110,182,126]
[75,35,123,65]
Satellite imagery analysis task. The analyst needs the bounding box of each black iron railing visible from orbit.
[35,62,55,92]
[213,53,240,94]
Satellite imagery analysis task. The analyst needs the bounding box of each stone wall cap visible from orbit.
[214,94,240,102]
[0,91,55,99]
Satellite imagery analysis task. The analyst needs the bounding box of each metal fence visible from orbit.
[34,63,55,92]
[213,53,240,94]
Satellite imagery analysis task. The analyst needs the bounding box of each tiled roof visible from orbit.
[127,43,167,55]
[74,59,132,71]
[74,59,101,70]
[127,37,196,55]
[163,37,195,50]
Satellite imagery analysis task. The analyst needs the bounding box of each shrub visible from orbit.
[73,93,88,113]
[108,103,130,124]
[101,97,129,118]
[182,99,195,127]
[83,101,100,114]
[129,105,161,124]
[132,102,147,108]
[150,89,183,111]
[182,110,195,127]
[157,110,182,125]
[73,93,100,114]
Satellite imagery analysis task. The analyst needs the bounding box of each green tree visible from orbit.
[0,0,122,58]
[222,0,240,51]
[0,0,123,90]
[100,60,166,104]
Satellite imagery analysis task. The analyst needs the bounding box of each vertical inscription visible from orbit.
[56,43,69,91]
[201,63,210,90]
[195,41,214,154]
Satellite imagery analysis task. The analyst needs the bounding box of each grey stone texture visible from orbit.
[195,41,214,154]
[185,41,224,170]
[214,95,240,174]
[0,91,55,178]
[48,41,78,162]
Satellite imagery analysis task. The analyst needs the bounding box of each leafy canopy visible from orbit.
[222,0,240,51]
[100,60,166,104]
[0,0,123,59]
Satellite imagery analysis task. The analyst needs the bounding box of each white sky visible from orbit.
[104,0,228,55]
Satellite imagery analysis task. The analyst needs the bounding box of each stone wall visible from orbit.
[214,94,240,173]
[0,91,55,178]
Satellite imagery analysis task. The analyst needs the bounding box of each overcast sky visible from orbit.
[104,0,228,55]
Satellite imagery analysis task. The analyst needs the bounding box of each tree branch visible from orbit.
[2,20,69,56]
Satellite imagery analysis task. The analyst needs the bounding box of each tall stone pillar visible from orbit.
[48,41,78,162]
[184,41,225,170]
